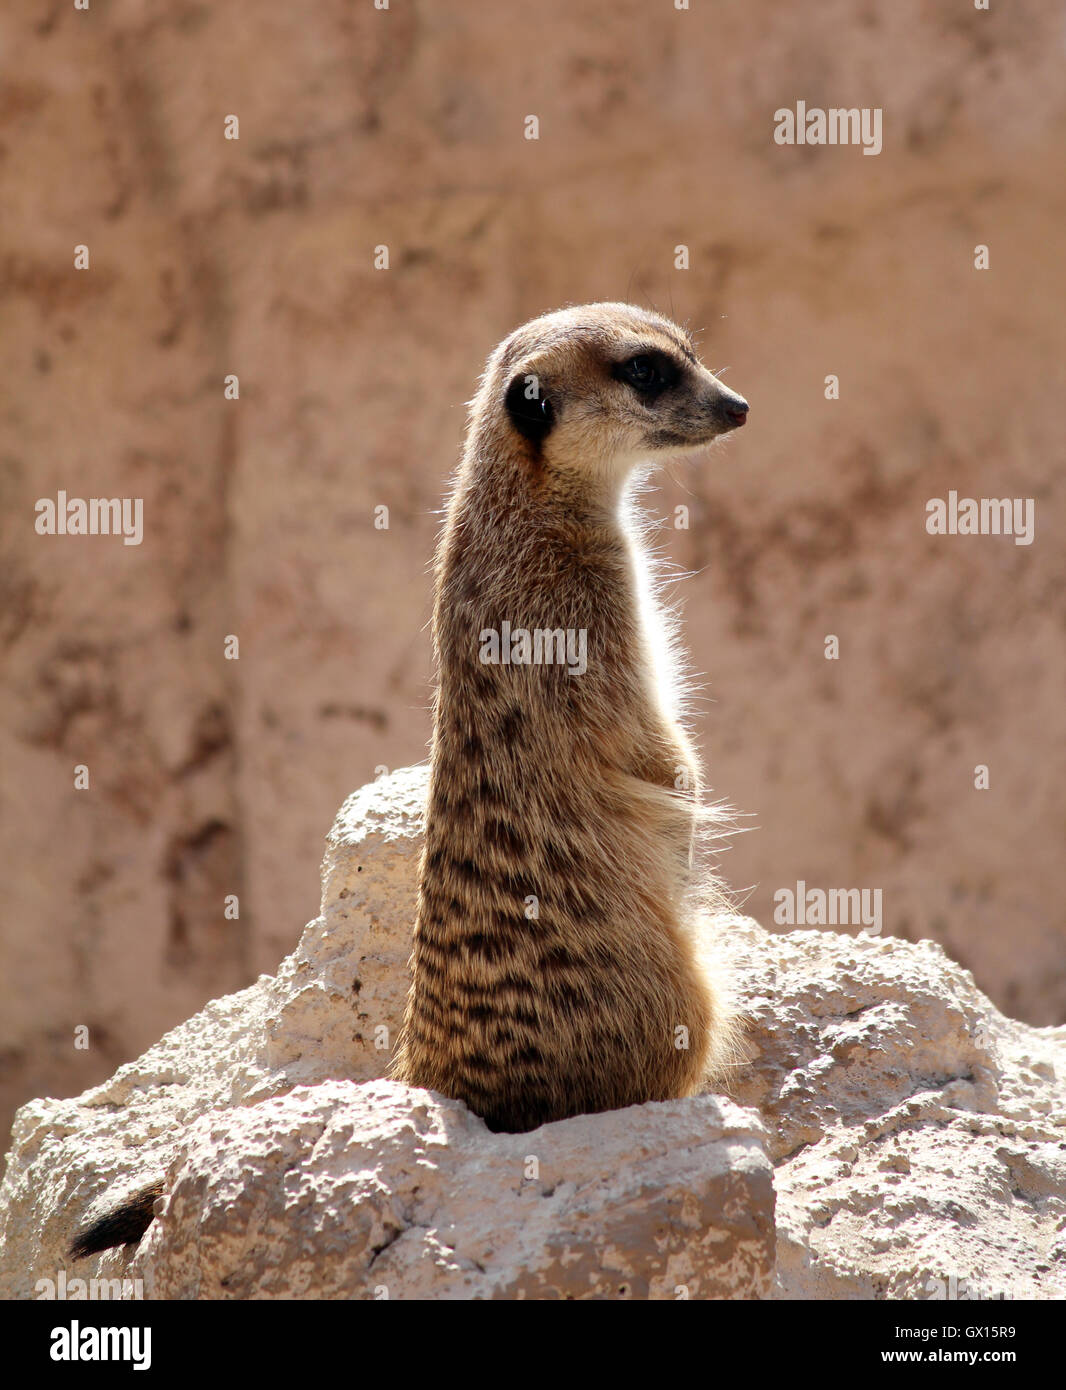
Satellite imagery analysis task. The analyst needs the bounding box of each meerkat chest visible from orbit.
[439,485,690,740]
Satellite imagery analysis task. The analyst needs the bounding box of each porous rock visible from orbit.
[2,765,1063,1300]
[0,766,773,1300]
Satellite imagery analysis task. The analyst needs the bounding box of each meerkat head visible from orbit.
[474,302,748,496]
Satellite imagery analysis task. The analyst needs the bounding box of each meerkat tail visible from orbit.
[68,1178,166,1260]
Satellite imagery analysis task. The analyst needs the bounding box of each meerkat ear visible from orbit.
[505,373,555,445]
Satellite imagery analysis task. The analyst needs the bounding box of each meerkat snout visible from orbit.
[691,377,749,440]
[715,389,750,429]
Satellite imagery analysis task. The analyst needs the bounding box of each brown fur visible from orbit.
[391,302,749,1132]
[68,1179,165,1260]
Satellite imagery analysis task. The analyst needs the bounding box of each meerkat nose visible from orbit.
[725,398,749,427]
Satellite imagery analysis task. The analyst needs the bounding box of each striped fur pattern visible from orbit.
[392,303,749,1132]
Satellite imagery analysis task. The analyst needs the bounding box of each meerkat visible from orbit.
[390,302,748,1132]
[68,301,748,1259]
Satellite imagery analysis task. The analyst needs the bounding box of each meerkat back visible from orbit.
[392,302,749,1133]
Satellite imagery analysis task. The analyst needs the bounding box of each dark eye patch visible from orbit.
[612,349,682,401]
[504,373,555,446]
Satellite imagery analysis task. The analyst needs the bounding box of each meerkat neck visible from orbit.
[469,447,643,533]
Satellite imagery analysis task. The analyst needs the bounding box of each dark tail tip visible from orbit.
[68,1178,166,1261]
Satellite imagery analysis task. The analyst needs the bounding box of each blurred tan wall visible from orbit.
[2,0,1064,1150]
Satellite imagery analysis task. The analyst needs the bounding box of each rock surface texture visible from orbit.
[1,767,1062,1300]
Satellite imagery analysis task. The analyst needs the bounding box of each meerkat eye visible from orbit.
[615,351,679,399]
[623,355,659,387]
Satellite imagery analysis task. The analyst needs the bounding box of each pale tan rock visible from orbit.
[0,767,773,1299]
[138,1081,772,1301]
[724,921,1066,1299]
[2,765,1063,1300]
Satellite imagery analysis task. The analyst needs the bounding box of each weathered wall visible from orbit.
[2,0,1064,1146]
